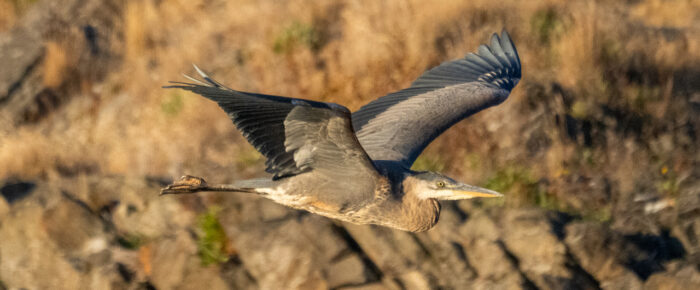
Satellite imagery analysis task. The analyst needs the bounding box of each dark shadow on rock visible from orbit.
[562,251,601,290]
[330,225,383,283]
[450,242,469,263]
[220,255,258,289]
[526,127,552,155]
[116,263,134,283]
[445,202,469,221]
[548,211,575,241]
[83,25,99,55]
[600,105,650,141]
[673,68,700,97]
[495,240,540,290]
[21,88,62,123]
[0,56,42,106]
[623,230,686,280]
[137,281,157,290]
[0,181,36,204]
[683,119,697,145]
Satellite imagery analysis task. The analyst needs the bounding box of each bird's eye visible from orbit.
[436,181,445,188]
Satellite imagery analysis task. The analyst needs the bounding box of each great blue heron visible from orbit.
[162,30,521,232]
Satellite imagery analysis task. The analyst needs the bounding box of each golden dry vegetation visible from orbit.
[0,0,698,213]
[1,1,700,288]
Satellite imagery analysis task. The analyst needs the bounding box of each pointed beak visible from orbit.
[452,184,503,198]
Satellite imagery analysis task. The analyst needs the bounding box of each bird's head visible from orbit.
[406,171,502,200]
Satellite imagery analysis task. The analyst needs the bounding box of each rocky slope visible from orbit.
[1,175,698,289]
[1,0,699,289]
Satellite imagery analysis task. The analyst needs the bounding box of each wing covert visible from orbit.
[284,101,379,181]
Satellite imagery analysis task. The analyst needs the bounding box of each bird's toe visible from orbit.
[160,175,208,195]
[178,175,208,186]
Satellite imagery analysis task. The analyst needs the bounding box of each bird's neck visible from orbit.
[393,194,441,232]
[368,177,441,232]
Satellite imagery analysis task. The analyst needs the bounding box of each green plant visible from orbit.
[117,232,145,250]
[161,92,184,117]
[581,148,595,166]
[411,154,446,172]
[482,166,558,209]
[196,207,229,266]
[236,146,264,168]
[598,38,623,68]
[581,206,612,223]
[570,100,590,119]
[483,166,537,194]
[623,84,662,113]
[530,7,565,44]
[10,0,39,14]
[657,165,679,197]
[273,21,322,54]
[482,165,612,222]
[462,153,481,171]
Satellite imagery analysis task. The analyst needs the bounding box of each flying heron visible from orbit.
[161,30,521,232]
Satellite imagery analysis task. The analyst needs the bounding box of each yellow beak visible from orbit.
[452,184,503,198]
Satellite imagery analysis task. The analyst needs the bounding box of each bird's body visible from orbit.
[162,31,521,232]
[252,173,439,232]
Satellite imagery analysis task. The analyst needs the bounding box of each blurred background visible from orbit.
[0,0,698,289]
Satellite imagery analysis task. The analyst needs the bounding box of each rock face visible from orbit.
[1,0,698,289]
[1,176,697,289]
[0,0,121,130]
[0,177,228,290]
[564,222,644,289]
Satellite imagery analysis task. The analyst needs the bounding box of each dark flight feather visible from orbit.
[165,67,343,179]
[351,30,521,168]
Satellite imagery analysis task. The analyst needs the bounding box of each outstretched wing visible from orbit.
[352,30,521,168]
[166,66,379,184]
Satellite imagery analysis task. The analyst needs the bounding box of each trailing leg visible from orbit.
[160,175,256,195]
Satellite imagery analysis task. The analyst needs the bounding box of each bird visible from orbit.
[161,30,521,232]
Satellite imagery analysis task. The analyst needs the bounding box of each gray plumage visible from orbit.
[168,72,339,180]
[161,31,521,232]
[352,30,520,168]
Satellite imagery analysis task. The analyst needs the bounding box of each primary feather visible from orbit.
[352,30,521,169]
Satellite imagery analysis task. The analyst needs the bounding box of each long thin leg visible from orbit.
[160,175,255,195]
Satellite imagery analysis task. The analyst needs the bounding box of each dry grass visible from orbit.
[0,0,698,209]
[0,0,17,31]
[631,0,700,28]
[42,41,69,88]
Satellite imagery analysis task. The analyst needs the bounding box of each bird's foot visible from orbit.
[160,175,208,195]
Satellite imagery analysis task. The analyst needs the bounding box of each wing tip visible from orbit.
[408,29,521,91]
[164,64,236,91]
[471,29,521,90]
[497,29,520,68]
